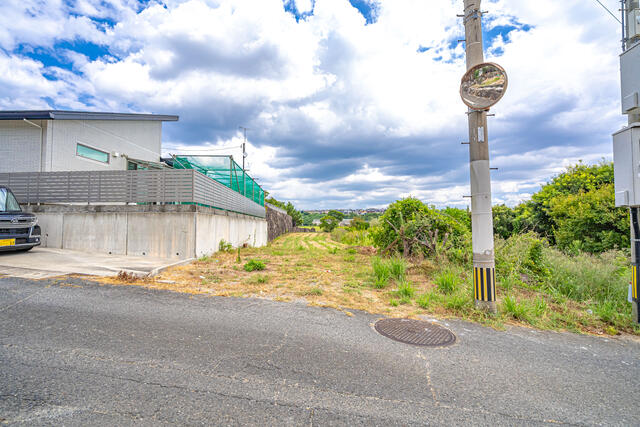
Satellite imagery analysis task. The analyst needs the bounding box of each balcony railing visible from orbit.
[0,169,266,218]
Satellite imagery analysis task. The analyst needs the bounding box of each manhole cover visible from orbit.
[374,318,456,347]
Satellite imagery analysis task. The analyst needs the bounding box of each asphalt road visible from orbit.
[1,277,639,426]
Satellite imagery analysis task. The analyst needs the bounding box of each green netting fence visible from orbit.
[172,155,265,206]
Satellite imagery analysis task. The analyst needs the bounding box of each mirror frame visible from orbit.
[459,62,508,111]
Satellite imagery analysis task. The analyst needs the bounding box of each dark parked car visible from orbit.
[0,186,41,252]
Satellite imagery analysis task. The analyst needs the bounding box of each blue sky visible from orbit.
[0,0,626,209]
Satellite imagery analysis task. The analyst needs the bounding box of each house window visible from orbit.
[76,143,109,163]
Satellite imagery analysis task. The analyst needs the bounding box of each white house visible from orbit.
[0,110,178,173]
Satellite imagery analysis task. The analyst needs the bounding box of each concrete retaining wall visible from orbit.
[23,204,267,259]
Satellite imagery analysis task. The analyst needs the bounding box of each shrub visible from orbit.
[370,197,470,259]
[244,259,266,272]
[549,184,628,253]
[494,161,628,253]
[493,204,518,239]
[350,216,370,231]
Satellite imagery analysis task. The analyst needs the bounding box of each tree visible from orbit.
[320,215,339,232]
[493,204,517,239]
[519,161,614,242]
[327,210,345,221]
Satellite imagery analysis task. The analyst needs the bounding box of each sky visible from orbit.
[0,0,627,209]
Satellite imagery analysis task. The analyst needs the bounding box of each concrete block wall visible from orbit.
[265,203,294,241]
[24,204,267,260]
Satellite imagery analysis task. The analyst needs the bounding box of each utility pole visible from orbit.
[239,126,249,196]
[613,0,640,324]
[460,0,504,313]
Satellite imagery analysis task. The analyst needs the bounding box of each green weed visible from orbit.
[244,259,266,272]
[388,257,407,282]
[371,257,391,288]
[416,293,432,309]
[445,293,470,310]
[396,281,416,298]
[502,295,530,321]
[304,287,323,296]
[218,239,233,252]
[250,274,270,284]
[399,295,412,305]
[435,269,459,294]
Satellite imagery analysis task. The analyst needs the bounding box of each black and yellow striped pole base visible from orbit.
[474,266,497,313]
[632,265,639,324]
[632,265,639,302]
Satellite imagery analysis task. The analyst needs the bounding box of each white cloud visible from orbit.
[0,0,627,209]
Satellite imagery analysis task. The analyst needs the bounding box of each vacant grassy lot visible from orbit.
[104,232,640,337]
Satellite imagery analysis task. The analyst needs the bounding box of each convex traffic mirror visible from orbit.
[460,62,508,110]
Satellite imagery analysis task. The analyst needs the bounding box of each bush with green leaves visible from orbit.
[349,216,370,231]
[492,161,628,253]
[244,259,266,272]
[549,184,628,253]
[370,197,470,259]
[492,204,518,239]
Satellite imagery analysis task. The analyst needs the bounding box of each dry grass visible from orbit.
[99,232,640,337]
[100,233,435,318]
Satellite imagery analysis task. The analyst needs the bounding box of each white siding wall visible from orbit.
[0,120,43,173]
[47,120,162,171]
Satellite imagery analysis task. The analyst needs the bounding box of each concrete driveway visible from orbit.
[0,248,190,279]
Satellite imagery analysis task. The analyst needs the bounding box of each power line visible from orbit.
[593,0,622,24]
